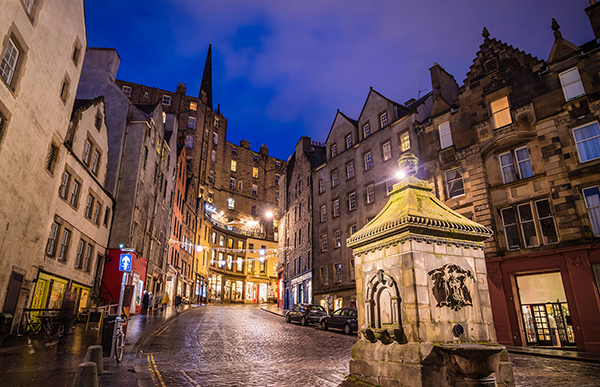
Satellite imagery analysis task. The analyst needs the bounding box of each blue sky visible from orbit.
[85,0,590,160]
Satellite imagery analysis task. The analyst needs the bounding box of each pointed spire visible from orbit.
[482,27,490,40]
[199,44,213,110]
[552,18,562,40]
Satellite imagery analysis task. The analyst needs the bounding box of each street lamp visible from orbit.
[265,211,273,218]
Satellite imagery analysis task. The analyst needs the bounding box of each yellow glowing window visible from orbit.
[231,160,237,172]
[190,101,197,111]
[400,132,410,152]
[252,167,258,178]
[491,96,512,129]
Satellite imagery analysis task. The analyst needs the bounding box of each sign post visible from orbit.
[110,252,133,358]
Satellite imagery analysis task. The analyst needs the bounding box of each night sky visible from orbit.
[85,0,589,160]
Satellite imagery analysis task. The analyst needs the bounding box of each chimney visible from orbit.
[240,139,251,149]
[586,0,600,40]
[259,144,269,157]
[176,82,187,95]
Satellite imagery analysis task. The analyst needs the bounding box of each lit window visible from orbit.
[380,112,388,128]
[187,117,196,129]
[162,95,171,106]
[499,147,533,184]
[228,198,235,210]
[231,160,237,172]
[331,170,339,187]
[364,152,372,171]
[320,205,326,222]
[321,235,328,252]
[363,123,370,138]
[559,67,585,102]
[335,263,342,282]
[366,184,374,203]
[346,161,354,179]
[211,150,216,163]
[0,38,20,86]
[319,179,325,194]
[348,192,356,211]
[213,132,218,145]
[144,92,149,98]
[331,143,337,158]
[185,136,194,148]
[190,101,197,111]
[230,178,236,190]
[334,230,341,249]
[583,186,600,236]
[346,134,353,149]
[253,167,259,178]
[573,122,600,163]
[445,168,464,198]
[400,132,410,152]
[214,117,220,128]
[491,96,512,128]
[252,184,258,196]
[333,199,340,217]
[237,257,243,272]
[383,141,392,161]
[220,235,225,247]
[439,121,452,149]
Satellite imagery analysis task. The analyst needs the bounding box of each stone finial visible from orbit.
[482,27,490,39]
[591,0,597,6]
[398,153,418,177]
[552,18,562,39]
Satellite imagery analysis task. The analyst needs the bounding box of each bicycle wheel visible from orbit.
[115,332,125,362]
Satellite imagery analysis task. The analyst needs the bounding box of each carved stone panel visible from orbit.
[428,264,474,311]
[363,270,405,344]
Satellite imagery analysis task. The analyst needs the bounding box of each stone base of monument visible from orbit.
[350,341,515,387]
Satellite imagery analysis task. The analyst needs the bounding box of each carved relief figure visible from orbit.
[428,264,474,311]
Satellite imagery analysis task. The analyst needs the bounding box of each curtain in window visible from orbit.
[500,153,516,183]
[515,148,533,178]
[574,123,600,162]
[584,186,600,236]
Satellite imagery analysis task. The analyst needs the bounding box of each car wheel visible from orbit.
[344,324,352,335]
[321,321,327,331]
[301,317,308,326]
[285,314,291,323]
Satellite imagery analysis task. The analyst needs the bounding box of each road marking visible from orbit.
[147,353,166,387]
[156,326,168,336]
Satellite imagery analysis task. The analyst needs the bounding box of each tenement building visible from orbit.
[279,137,326,309]
[0,0,87,330]
[417,7,600,353]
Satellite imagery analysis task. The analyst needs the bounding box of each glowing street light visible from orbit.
[265,211,273,218]
[397,170,406,179]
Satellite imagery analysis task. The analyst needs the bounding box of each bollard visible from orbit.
[71,361,98,387]
[85,345,104,375]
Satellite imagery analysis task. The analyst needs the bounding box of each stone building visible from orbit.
[0,0,87,327]
[76,48,176,313]
[416,4,600,353]
[310,88,434,313]
[279,137,326,309]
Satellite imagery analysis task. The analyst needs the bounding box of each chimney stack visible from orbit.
[586,0,600,40]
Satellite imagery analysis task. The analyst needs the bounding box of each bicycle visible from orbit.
[113,316,129,362]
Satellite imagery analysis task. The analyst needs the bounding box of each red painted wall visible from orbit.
[103,249,148,314]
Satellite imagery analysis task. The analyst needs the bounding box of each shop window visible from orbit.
[499,146,533,184]
[383,141,392,161]
[572,122,600,163]
[491,96,512,128]
[445,168,464,198]
[438,121,452,149]
[559,67,585,102]
[583,186,600,236]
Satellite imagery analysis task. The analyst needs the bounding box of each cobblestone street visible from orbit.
[137,305,600,386]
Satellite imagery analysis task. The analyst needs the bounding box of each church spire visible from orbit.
[199,44,213,110]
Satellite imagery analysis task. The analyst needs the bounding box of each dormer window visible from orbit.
[491,96,512,129]
[363,123,370,138]
[162,95,171,106]
[346,134,353,149]
[121,85,131,97]
[559,68,585,102]
[380,112,388,128]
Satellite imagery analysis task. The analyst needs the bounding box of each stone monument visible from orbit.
[347,153,514,387]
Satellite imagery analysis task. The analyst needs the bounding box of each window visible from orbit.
[187,116,196,129]
[143,146,148,169]
[348,192,356,211]
[439,121,452,149]
[386,178,395,195]
[331,170,339,187]
[211,150,216,163]
[253,154,259,162]
[121,85,132,97]
[346,161,355,180]
[208,170,215,184]
[162,95,171,106]
[1,38,20,87]
[380,112,388,128]
[58,229,70,261]
[298,203,302,219]
[491,96,512,128]
[350,260,355,282]
[93,202,101,224]
[501,207,520,250]
[231,147,238,155]
[445,168,464,198]
[276,161,281,168]
[75,240,85,268]
[214,117,220,127]
[583,186,600,236]
[346,134,353,149]
[230,178,236,190]
[321,266,328,285]
[22,0,35,14]
[573,122,600,163]
[331,144,337,158]
[59,172,70,199]
[252,167,258,178]
[518,203,539,248]
[237,257,243,272]
[335,263,342,283]
[185,136,194,148]
[535,199,558,245]
[227,255,233,270]
[219,235,225,247]
[334,230,341,249]
[252,184,258,196]
[83,244,92,271]
[364,152,372,171]
[333,199,340,217]
[321,234,328,252]
[349,223,357,236]
[400,132,410,152]
[60,78,70,102]
[363,123,370,138]
[83,140,91,165]
[85,195,94,218]
[47,222,59,256]
[383,141,392,161]
[275,174,280,185]
[213,132,218,145]
[104,207,110,226]
[251,205,257,216]
[144,92,149,98]
[499,147,533,184]
[320,205,326,222]
[366,184,375,203]
[298,229,302,245]
[501,199,557,250]
[95,111,102,131]
[319,179,325,194]
[231,160,237,172]
[228,197,235,210]
[70,181,80,206]
[238,181,243,191]
[559,67,585,101]
[190,101,197,111]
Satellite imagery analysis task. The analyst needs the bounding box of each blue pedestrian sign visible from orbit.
[119,253,132,271]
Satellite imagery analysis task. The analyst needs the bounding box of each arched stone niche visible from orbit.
[362,270,406,344]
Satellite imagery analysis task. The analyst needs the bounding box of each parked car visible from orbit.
[285,303,327,326]
[319,308,358,334]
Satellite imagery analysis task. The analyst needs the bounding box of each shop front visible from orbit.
[103,249,148,314]
[30,272,91,318]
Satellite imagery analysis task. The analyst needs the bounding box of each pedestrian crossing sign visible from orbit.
[119,253,132,271]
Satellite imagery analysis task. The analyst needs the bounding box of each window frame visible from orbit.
[331,143,337,158]
[348,191,356,211]
[559,67,585,102]
[320,205,327,222]
[400,131,410,152]
[320,234,328,252]
[382,141,392,161]
[438,121,453,149]
[583,186,600,236]
[364,151,373,171]
[346,161,355,180]
[162,95,171,106]
[572,121,600,163]
[187,116,196,129]
[366,184,375,204]
[445,167,465,199]
[334,229,341,249]
[333,199,340,218]
[331,170,339,187]
[380,112,388,128]
[346,134,353,149]
[363,123,370,139]
[490,96,512,129]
